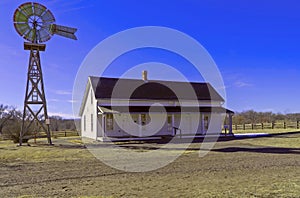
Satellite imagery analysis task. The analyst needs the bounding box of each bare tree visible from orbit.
[50,116,63,131]
[0,105,16,135]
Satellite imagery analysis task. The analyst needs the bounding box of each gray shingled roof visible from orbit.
[89,76,224,102]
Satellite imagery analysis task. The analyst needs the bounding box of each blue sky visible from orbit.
[0,0,299,118]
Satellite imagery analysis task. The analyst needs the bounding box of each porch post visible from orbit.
[172,114,175,136]
[138,114,142,137]
[102,115,106,138]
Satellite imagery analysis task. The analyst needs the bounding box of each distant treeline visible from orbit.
[232,110,300,125]
[49,116,78,131]
[0,104,78,142]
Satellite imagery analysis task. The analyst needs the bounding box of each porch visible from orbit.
[96,106,234,140]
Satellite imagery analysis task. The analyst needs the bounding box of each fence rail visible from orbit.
[233,121,300,131]
[51,130,79,137]
[0,130,79,142]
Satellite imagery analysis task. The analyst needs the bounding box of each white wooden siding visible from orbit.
[81,87,97,139]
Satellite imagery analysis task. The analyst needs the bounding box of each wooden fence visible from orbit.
[51,130,79,137]
[233,121,300,131]
[0,130,79,142]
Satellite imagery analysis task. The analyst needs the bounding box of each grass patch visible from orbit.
[240,133,300,148]
[0,138,92,163]
[232,128,300,134]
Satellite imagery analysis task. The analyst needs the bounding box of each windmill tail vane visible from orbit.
[50,24,78,40]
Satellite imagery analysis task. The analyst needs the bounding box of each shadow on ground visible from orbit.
[211,147,300,155]
[15,131,299,154]
[105,131,300,154]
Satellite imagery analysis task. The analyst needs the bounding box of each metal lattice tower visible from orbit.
[22,43,51,145]
[13,2,77,145]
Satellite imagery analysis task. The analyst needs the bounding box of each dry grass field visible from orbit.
[0,131,299,197]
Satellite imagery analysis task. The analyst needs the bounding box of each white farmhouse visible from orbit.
[79,72,234,141]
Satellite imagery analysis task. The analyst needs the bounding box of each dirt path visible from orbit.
[0,134,299,197]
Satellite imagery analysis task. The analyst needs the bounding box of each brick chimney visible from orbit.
[142,70,148,81]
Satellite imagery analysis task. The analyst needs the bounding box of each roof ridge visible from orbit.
[89,76,209,85]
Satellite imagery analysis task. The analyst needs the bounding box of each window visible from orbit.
[141,114,146,126]
[204,115,209,130]
[91,114,93,132]
[167,115,172,124]
[106,114,113,131]
[131,114,139,124]
[83,115,86,131]
[141,114,151,126]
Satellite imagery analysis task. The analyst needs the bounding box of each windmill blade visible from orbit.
[19,2,34,17]
[37,27,52,43]
[50,24,77,40]
[32,2,47,17]
[40,9,56,24]
[13,8,28,23]
[14,22,30,36]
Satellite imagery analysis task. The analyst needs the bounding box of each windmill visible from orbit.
[13,2,77,145]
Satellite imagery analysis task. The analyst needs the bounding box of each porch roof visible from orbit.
[98,106,234,114]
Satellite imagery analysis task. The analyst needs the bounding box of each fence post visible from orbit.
[272,122,275,129]
[235,124,237,130]
[251,123,254,130]
[297,121,299,129]
[261,123,264,130]
[65,130,67,137]
[284,122,286,129]
[243,124,246,130]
